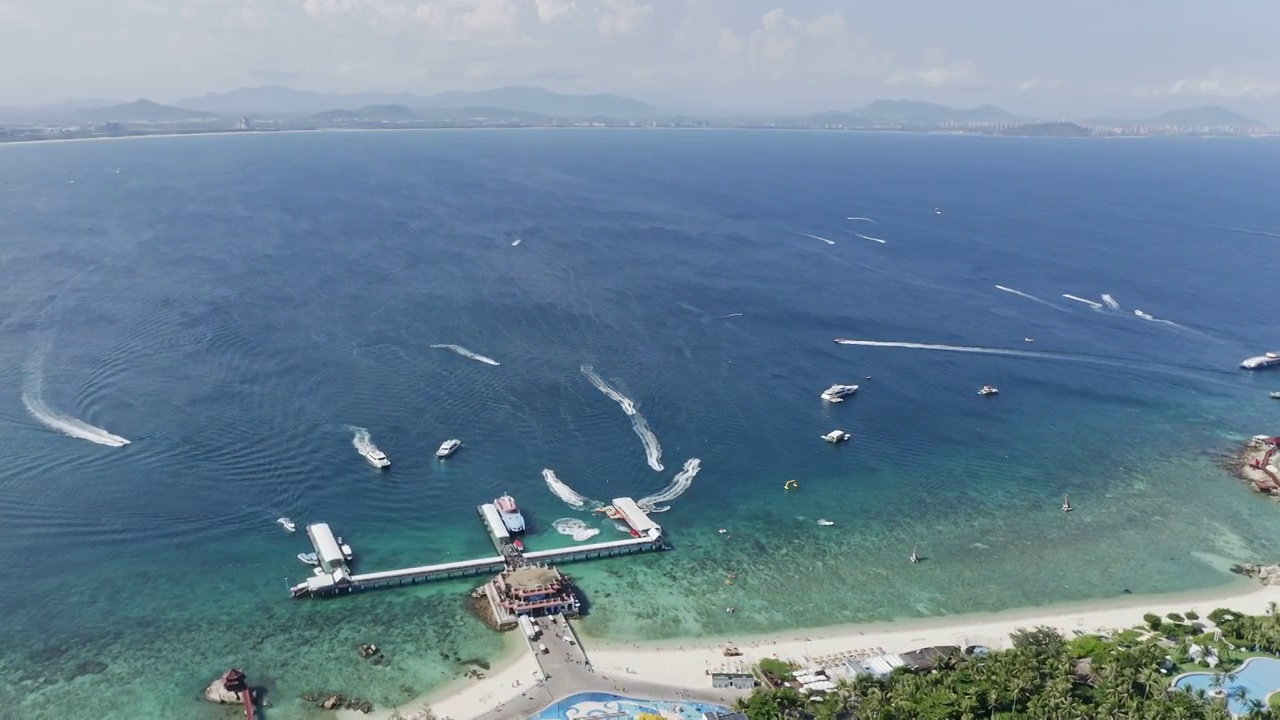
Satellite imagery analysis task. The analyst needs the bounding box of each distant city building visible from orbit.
[235,117,252,131]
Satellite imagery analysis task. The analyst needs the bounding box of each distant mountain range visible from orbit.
[66,99,222,123]
[801,100,1262,128]
[173,85,652,119]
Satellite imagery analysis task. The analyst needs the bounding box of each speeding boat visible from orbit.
[363,448,390,469]
[817,519,835,527]
[821,384,860,402]
[495,494,526,534]
[276,517,296,533]
[1270,391,1280,400]
[297,552,319,566]
[436,438,462,458]
[822,430,852,443]
[1024,338,1034,343]
[979,385,999,396]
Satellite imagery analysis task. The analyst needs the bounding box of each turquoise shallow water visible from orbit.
[0,130,1278,717]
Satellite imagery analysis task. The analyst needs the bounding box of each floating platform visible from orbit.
[290,497,666,598]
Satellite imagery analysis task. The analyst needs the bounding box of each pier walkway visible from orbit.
[290,497,666,598]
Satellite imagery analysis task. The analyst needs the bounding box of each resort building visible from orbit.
[710,660,758,690]
[480,563,581,629]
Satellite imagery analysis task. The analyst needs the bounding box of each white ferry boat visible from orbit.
[437,438,462,458]
[822,430,852,443]
[1242,352,1280,370]
[495,494,526,534]
[820,384,859,402]
[363,448,390,469]
[276,517,296,533]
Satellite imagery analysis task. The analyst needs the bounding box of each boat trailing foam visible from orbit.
[543,468,600,510]
[854,232,887,244]
[1134,309,1179,327]
[638,458,701,510]
[995,285,1067,311]
[552,518,601,542]
[798,232,836,245]
[845,217,875,223]
[430,344,500,366]
[22,362,131,447]
[1062,294,1104,309]
[629,413,664,471]
[1101,293,1120,311]
[580,365,637,415]
[346,425,380,455]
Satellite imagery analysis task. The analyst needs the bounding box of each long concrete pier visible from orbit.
[290,497,666,598]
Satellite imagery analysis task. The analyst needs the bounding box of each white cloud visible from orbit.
[883,48,977,88]
[534,0,573,22]
[717,10,894,82]
[598,0,652,38]
[416,0,519,38]
[1018,78,1064,91]
[1138,74,1280,99]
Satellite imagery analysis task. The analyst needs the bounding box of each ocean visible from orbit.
[1,129,1278,718]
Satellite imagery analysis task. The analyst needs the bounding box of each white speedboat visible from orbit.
[817,519,835,526]
[297,552,319,566]
[822,430,852,443]
[338,537,354,561]
[978,385,999,396]
[437,438,462,458]
[277,517,296,533]
[1270,391,1280,399]
[363,448,390,469]
[820,384,859,402]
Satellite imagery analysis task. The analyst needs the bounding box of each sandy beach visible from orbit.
[345,578,1280,720]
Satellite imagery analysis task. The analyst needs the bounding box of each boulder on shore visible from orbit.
[203,678,241,705]
[1233,563,1280,585]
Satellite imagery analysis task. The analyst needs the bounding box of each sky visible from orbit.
[1,0,1279,119]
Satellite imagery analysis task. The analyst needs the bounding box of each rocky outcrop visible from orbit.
[303,691,374,714]
[203,678,241,705]
[1232,563,1280,585]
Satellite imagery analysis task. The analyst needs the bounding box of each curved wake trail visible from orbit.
[553,518,600,542]
[22,353,130,447]
[1101,294,1121,311]
[1062,294,1104,310]
[581,365,664,470]
[854,232,887,244]
[346,425,380,456]
[543,469,600,510]
[995,285,1067,311]
[835,338,1047,360]
[799,232,837,245]
[845,217,875,223]
[638,458,701,512]
[431,344,500,366]
[1134,310,1177,326]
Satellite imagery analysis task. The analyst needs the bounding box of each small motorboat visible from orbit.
[910,545,920,563]
[512,539,524,552]
[784,479,799,491]
[822,430,852,443]
[1062,494,1073,512]
[1024,338,1034,343]
[1270,391,1280,400]
[297,552,319,566]
[817,519,835,527]
[363,448,390,469]
[979,385,999,396]
[337,537,354,561]
[277,517,296,533]
[436,438,462,458]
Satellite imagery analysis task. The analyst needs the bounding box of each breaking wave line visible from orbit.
[854,233,887,244]
[553,518,600,542]
[543,469,600,510]
[638,458,701,511]
[22,357,130,447]
[799,232,836,245]
[1062,294,1104,309]
[845,217,875,223]
[1101,294,1120,311]
[431,344,500,366]
[995,285,1067,311]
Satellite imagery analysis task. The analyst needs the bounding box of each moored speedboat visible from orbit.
[363,448,390,468]
[436,438,462,458]
[297,552,319,566]
[978,385,999,396]
[822,430,851,443]
[817,519,834,526]
[820,384,860,402]
[495,494,526,534]
[1270,391,1280,400]
[277,517,296,533]
[337,537,354,561]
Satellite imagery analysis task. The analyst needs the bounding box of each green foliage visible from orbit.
[758,657,797,681]
[1168,612,1186,623]
[1186,610,1201,621]
[1208,608,1242,626]
[1144,613,1163,631]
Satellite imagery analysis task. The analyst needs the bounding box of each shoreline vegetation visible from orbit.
[347,580,1280,720]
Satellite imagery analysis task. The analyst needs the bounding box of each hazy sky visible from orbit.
[2,0,1278,117]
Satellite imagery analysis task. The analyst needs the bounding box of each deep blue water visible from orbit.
[1,129,1279,717]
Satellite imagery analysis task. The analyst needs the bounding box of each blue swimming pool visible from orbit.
[530,691,730,719]
[1174,656,1280,716]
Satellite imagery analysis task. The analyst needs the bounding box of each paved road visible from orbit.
[469,615,747,720]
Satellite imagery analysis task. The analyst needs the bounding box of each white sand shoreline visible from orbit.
[348,578,1278,720]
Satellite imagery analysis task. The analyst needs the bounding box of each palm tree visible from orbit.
[1244,697,1269,720]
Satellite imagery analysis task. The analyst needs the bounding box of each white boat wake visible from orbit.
[1101,293,1120,311]
[834,338,1050,360]
[1062,294,1104,309]
[716,313,744,319]
[854,232,887,244]
[511,238,522,246]
[581,365,664,471]
[22,360,130,447]
[543,468,600,510]
[431,344,500,366]
[845,217,875,223]
[995,285,1067,311]
[553,518,600,542]
[1134,309,1178,327]
[346,425,381,456]
[799,232,836,245]
[638,458,701,512]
